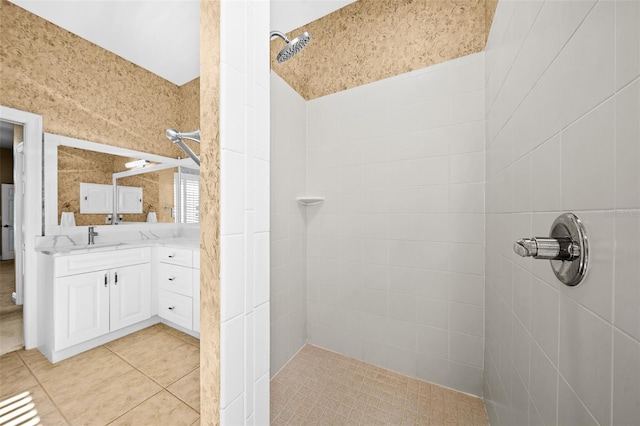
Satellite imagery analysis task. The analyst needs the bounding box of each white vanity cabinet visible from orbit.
[38,247,152,362]
[157,246,200,333]
[55,262,150,350]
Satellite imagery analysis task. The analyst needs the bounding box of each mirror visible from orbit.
[44,133,199,233]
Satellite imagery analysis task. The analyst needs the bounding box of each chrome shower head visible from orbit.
[270,30,312,63]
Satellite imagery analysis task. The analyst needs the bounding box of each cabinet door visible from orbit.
[117,186,143,214]
[110,263,151,331]
[192,269,200,333]
[55,270,110,350]
[79,183,113,214]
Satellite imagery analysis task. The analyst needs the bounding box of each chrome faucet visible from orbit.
[88,226,99,245]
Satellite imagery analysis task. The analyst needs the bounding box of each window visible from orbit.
[174,172,199,223]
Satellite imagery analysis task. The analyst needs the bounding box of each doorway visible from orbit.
[0,121,22,354]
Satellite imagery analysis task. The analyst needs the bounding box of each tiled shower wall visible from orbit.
[483,1,640,425]
[305,52,487,396]
[270,72,308,376]
[219,0,271,424]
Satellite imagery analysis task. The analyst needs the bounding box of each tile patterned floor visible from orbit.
[270,345,488,426]
[0,260,23,355]
[0,323,200,425]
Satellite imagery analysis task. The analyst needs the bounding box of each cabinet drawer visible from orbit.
[158,246,192,267]
[158,263,193,297]
[55,248,151,277]
[158,290,192,330]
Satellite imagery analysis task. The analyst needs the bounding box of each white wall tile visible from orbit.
[415,67,450,101]
[416,353,449,387]
[449,121,485,155]
[449,332,483,367]
[221,68,246,156]
[416,325,448,358]
[558,0,615,126]
[615,0,640,90]
[529,341,558,426]
[254,374,270,426]
[416,297,448,329]
[254,159,270,233]
[221,395,245,426]
[613,330,640,426]
[615,79,640,209]
[614,214,640,340]
[559,295,612,425]
[449,302,483,337]
[450,183,484,213]
[558,376,598,426]
[221,315,245,408]
[254,302,270,378]
[451,90,485,125]
[450,244,484,275]
[561,99,615,211]
[450,152,484,184]
[221,150,245,236]
[448,361,484,396]
[531,135,561,212]
[221,235,245,322]
[449,273,484,306]
[530,277,559,365]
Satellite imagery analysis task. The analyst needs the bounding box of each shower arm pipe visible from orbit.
[173,138,200,166]
[270,30,290,43]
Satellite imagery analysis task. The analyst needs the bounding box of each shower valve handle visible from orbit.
[513,237,579,261]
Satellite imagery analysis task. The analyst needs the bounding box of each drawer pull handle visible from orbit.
[168,306,175,310]
[168,254,175,258]
[168,276,176,281]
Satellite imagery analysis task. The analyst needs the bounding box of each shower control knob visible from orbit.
[514,238,537,257]
[513,237,576,260]
[512,213,588,287]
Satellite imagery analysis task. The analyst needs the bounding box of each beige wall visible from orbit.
[199,0,221,423]
[271,0,498,100]
[0,0,199,158]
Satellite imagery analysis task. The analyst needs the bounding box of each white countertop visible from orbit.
[36,237,200,256]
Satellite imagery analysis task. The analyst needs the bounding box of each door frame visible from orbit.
[0,106,43,349]
[1,183,15,260]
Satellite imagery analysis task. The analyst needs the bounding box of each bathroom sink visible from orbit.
[57,242,127,253]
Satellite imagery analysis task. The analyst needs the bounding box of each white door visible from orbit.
[110,263,151,331]
[54,270,110,350]
[1,184,15,260]
[117,186,143,214]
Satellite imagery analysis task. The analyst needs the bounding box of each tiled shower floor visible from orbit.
[270,345,488,426]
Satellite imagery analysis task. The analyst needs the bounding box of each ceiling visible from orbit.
[9,0,355,87]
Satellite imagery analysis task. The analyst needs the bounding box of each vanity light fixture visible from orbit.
[125,159,150,169]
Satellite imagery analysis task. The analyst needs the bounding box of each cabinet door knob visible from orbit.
[114,272,118,285]
[168,306,175,310]
[168,254,175,258]
[168,276,176,281]
[104,274,108,287]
